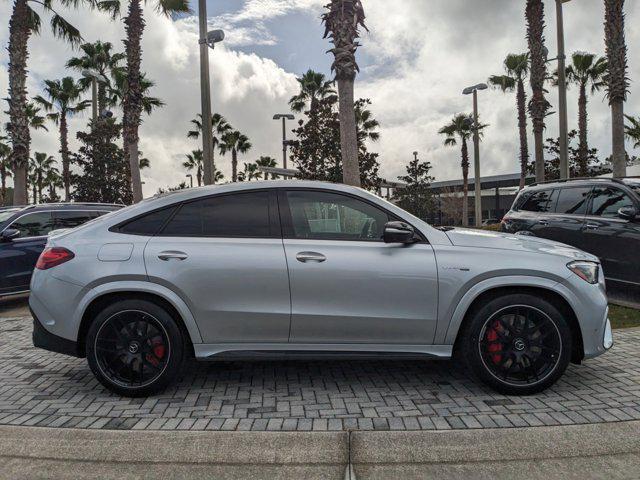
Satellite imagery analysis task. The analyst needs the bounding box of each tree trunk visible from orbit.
[60,113,71,201]
[232,149,238,182]
[337,77,361,187]
[32,182,37,204]
[461,138,470,227]
[197,167,202,187]
[516,78,529,189]
[526,0,548,183]
[0,165,6,205]
[7,0,31,206]
[123,0,145,202]
[577,83,589,177]
[611,100,626,178]
[37,172,43,203]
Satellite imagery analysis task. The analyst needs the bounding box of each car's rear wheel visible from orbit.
[460,294,572,395]
[86,299,185,397]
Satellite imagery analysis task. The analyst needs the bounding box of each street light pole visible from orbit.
[198,0,214,185]
[556,0,571,180]
[463,83,488,228]
[273,114,295,169]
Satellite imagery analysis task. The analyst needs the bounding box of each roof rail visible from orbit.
[528,176,639,188]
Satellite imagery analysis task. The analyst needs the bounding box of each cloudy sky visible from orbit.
[1,0,640,196]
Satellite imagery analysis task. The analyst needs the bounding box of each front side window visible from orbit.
[555,187,591,215]
[162,192,272,237]
[520,190,554,212]
[589,187,634,218]
[8,212,55,238]
[285,190,389,241]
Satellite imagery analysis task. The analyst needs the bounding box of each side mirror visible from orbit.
[0,228,20,242]
[617,206,638,221]
[383,221,417,244]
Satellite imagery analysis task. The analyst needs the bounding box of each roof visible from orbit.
[526,176,640,189]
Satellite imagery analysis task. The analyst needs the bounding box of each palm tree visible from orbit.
[355,100,380,143]
[183,150,204,187]
[255,156,278,179]
[98,0,189,203]
[220,131,252,182]
[30,152,56,203]
[489,53,530,189]
[187,113,231,183]
[439,114,486,227]
[526,0,551,182]
[624,115,640,149]
[25,103,49,133]
[604,0,629,178]
[561,52,608,177]
[289,70,336,114]
[238,162,261,182]
[7,0,84,205]
[44,166,63,202]
[66,41,126,115]
[34,77,91,201]
[322,0,368,187]
[0,136,11,206]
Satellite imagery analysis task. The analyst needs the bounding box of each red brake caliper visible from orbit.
[486,320,503,364]
[146,338,165,367]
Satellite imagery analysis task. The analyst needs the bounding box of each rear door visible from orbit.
[144,190,292,344]
[544,185,592,249]
[0,211,54,293]
[582,185,640,286]
[514,188,557,237]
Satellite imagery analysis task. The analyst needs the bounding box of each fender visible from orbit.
[438,274,579,345]
[74,280,203,344]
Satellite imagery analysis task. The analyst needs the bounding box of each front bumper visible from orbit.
[32,308,81,358]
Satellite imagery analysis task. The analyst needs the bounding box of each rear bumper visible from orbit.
[31,308,81,358]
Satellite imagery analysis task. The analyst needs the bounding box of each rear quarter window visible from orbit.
[117,206,177,236]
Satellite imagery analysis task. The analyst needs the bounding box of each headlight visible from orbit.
[567,261,599,284]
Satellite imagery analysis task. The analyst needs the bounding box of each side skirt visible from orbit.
[194,343,453,361]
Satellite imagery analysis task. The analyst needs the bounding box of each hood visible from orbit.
[443,228,599,262]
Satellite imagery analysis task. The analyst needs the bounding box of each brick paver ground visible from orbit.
[1,314,639,431]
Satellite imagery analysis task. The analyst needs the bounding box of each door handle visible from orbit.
[158,251,188,261]
[296,252,326,263]
[538,220,549,226]
[584,223,599,230]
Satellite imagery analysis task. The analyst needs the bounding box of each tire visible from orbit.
[459,293,572,395]
[86,299,185,397]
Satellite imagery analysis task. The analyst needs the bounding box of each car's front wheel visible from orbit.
[86,299,185,397]
[460,293,572,395]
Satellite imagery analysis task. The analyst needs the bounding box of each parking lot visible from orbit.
[1,297,639,432]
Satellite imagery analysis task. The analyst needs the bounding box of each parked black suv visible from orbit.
[0,203,122,296]
[502,177,640,300]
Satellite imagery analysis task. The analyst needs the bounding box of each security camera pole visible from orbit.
[463,83,488,228]
[273,114,295,169]
[197,0,224,185]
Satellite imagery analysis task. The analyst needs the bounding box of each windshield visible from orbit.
[0,209,20,224]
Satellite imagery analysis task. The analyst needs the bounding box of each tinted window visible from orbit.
[9,212,55,238]
[555,187,591,215]
[53,211,97,229]
[119,206,176,236]
[520,190,554,212]
[589,187,634,218]
[162,192,271,237]
[0,209,20,223]
[285,191,389,241]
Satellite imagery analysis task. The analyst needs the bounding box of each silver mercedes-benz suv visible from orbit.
[30,181,613,397]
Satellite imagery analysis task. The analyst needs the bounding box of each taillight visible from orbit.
[35,247,75,270]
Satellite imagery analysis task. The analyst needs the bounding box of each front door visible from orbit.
[144,190,291,344]
[0,211,54,294]
[582,185,640,287]
[280,189,439,345]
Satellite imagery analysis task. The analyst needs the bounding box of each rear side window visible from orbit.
[53,211,98,229]
[119,206,176,236]
[589,187,634,218]
[161,192,272,238]
[520,190,554,212]
[555,187,591,215]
